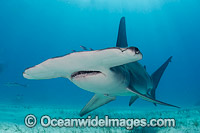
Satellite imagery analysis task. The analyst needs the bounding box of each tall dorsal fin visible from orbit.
[116,17,128,48]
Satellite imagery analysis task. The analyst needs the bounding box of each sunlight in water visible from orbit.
[63,0,179,12]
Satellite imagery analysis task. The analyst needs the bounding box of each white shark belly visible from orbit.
[70,70,129,95]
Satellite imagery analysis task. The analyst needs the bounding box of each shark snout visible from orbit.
[23,69,34,79]
[23,72,32,79]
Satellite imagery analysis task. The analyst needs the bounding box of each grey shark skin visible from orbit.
[23,17,179,116]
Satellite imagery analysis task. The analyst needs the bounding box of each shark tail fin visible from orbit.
[116,17,128,48]
[150,56,173,106]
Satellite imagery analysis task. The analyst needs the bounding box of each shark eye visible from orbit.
[135,47,140,54]
[128,47,140,54]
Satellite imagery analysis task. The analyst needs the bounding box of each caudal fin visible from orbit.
[150,56,173,106]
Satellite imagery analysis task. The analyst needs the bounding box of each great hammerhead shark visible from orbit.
[23,17,179,116]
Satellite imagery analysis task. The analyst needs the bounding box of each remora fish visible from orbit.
[23,17,179,116]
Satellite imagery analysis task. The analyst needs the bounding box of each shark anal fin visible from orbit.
[116,17,128,48]
[127,88,180,108]
[129,95,138,106]
[80,94,116,117]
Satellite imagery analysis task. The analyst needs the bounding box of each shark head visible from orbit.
[23,46,142,81]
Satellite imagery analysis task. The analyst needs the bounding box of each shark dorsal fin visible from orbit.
[116,17,128,48]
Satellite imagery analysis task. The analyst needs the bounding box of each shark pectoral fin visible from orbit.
[126,88,180,108]
[129,95,138,106]
[80,94,116,117]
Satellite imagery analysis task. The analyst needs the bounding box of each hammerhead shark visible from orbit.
[23,17,179,116]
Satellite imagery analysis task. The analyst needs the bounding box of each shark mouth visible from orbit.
[71,71,102,79]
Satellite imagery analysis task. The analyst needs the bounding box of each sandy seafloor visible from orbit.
[0,103,200,133]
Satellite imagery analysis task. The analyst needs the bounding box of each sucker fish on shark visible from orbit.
[23,17,179,116]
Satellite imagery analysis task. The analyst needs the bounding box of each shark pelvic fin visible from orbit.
[150,56,172,106]
[116,17,128,48]
[80,94,116,116]
[127,88,180,108]
[129,95,138,106]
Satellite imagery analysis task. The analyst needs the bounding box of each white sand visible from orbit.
[0,104,200,132]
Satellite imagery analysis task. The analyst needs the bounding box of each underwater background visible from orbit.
[0,0,200,132]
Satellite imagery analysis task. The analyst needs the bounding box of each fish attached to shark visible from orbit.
[23,17,179,116]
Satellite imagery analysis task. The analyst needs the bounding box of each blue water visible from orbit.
[0,0,200,112]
